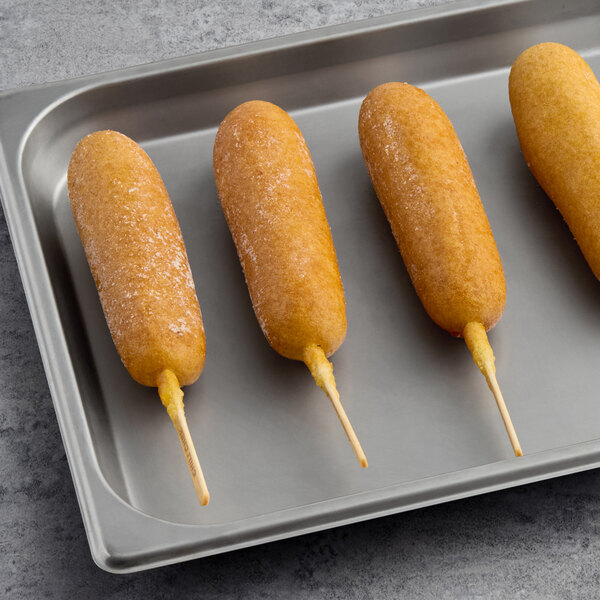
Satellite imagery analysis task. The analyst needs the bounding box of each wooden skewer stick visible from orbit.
[303,345,368,468]
[463,322,523,458]
[158,369,210,505]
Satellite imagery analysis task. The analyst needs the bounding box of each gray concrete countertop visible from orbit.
[1,1,599,598]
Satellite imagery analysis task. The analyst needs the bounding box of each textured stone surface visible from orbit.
[1,0,443,90]
[1,1,599,598]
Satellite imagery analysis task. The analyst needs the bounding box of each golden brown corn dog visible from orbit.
[68,130,210,504]
[509,42,600,279]
[359,83,521,457]
[213,100,366,467]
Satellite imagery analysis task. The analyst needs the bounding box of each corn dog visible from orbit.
[213,100,367,467]
[359,83,521,457]
[68,130,210,505]
[509,42,600,279]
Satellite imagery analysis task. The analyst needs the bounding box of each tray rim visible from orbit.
[1,0,599,573]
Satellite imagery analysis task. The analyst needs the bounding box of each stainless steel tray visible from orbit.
[1,0,600,573]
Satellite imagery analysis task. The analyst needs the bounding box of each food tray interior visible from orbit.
[6,0,600,564]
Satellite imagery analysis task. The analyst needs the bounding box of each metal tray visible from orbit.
[1,0,600,573]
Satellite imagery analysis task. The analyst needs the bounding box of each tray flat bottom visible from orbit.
[50,54,600,526]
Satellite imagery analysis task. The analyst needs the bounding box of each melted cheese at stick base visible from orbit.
[358,83,522,457]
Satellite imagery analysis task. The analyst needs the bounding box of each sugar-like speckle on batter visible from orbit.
[68,130,205,385]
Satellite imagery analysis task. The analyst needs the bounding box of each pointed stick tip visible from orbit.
[158,369,211,507]
[462,324,523,458]
[486,368,524,458]
[303,345,368,469]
